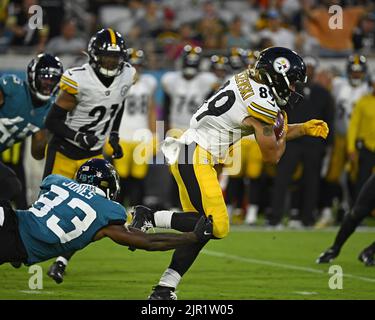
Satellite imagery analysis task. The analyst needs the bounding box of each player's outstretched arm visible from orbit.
[286,120,329,141]
[94,215,213,251]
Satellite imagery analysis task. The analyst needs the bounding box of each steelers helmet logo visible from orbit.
[273,57,291,74]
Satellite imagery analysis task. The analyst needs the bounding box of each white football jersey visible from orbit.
[181,70,281,161]
[118,73,157,141]
[332,77,370,135]
[162,71,218,130]
[59,62,136,150]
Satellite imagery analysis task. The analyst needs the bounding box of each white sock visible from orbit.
[158,268,181,289]
[245,205,258,224]
[154,210,173,229]
[56,256,68,266]
[321,207,333,220]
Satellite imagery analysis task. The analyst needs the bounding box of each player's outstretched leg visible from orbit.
[358,241,375,266]
[47,252,75,284]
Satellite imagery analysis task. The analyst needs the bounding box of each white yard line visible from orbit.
[202,249,375,284]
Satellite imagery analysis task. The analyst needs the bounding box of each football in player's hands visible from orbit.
[273,111,285,140]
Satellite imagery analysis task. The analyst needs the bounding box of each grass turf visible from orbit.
[1,227,374,300]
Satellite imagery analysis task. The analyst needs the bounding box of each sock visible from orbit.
[154,210,173,229]
[363,241,375,254]
[171,211,202,232]
[245,204,259,224]
[56,256,68,266]
[158,268,181,289]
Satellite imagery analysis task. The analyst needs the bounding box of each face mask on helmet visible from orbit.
[256,48,307,107]
[347,54,367,87]
[182,45,201,78]
[88,29,128,78]
[76,158,121,201]
[27,53,63,102]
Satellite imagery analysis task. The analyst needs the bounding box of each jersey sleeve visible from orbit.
[0,74,24,97]
[247,95,279,125]
[146,74,158,94]
[59,69,79,96]
[161,72,176,95]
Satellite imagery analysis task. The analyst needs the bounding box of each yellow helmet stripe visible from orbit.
[107,28,117,46]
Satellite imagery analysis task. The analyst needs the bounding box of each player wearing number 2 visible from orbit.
[130,47,330,300]
[44,28,135,283]
[0,158,213,269]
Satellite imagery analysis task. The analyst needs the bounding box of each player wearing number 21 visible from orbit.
[44,29,135,283]
[143,47,330,299]
[44,28,135,179]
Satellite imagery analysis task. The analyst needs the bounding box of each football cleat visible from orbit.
[148,286,177,300]
[358,248,375,266]
[129,205,155,232]
[47,261,66,284]
[10,261,22,269]
[316,247,339,264]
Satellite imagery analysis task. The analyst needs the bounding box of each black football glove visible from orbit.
[193,215,213,243]
[74,132,99,150]
[109,132,123,159]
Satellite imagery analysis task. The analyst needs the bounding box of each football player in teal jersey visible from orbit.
[0,53,63,202]
[0,159,212,270]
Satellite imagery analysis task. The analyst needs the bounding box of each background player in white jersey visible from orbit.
[44,28,136,283]
[107,48,157,207]
[131,47,329,300]
[162,45,218,209]
[317,54,371,227]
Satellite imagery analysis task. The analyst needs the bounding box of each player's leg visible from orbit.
[317,174,375,264]
[0,160,22,202]
[358,241,375,266]
[148,144,228,300]
[0,200,28,266]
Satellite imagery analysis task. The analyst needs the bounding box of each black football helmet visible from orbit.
[228,47,245,71]
[128,48,145,66]
[88,28,128,78]
[27,53,63,102]
[347,54,367,87]
[255,47,307,106]
[182,45,202,77]
[76,158,120,201]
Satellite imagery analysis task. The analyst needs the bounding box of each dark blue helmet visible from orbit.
[76,158,120,201]
[27,53,63,101]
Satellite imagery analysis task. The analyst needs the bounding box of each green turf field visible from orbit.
[1,227,374,300]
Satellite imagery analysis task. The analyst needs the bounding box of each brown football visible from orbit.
[273,111,285,140]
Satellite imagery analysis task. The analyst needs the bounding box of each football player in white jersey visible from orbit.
[107,48,157,206]
[162,45,219,209]
[317,54,371,228]
[44,28,136,283]
[130,47,329,299]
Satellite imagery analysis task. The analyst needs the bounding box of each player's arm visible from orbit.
[108,102,124,159]
[242,116,286,164]
[31,129,48,160]
[0,87,4,108]
[45,90,98,149]
[286,120,329,141]
[94,215,213,251]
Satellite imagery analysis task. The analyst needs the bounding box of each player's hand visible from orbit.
[75,132,99,150]
[193,215,213,242]
[109,132,123,159]
[302,120,329,139]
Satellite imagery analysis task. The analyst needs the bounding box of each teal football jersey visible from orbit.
[0,74,54,152]
[16,175,127,265]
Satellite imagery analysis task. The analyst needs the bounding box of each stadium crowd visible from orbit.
[1,0,375,230]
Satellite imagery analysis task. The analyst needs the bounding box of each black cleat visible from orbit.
[316,247,340,264]
[358,248,375,266]
[129,205,155,232]
[47,261,66,284]
[10,261,22,269]
[148,285,177,300]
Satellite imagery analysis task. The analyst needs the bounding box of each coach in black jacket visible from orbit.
[269,57,334,227]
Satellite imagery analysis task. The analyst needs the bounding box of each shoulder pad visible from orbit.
[0,74,24,95]
[60,68,79,95]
